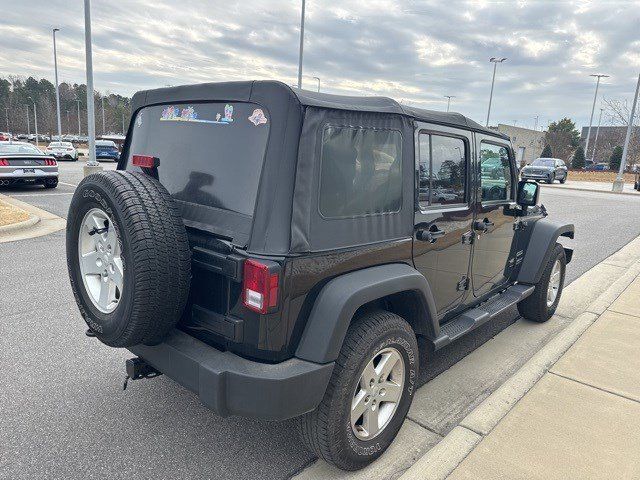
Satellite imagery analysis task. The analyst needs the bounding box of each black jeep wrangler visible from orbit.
[66,81,573,471]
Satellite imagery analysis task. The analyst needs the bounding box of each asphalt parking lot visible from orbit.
[2,164,640,480]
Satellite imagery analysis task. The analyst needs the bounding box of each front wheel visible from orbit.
[296,310,419,471]
[518,243,566,322]
[559,175,566,184]
[546,174,555,184]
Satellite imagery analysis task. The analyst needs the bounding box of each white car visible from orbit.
[0,141,58,188]
[46,141,78,161]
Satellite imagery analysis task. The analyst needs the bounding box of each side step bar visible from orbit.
[432,284,535,350]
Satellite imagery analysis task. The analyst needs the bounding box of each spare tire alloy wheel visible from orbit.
[67,171,191,348]
[78,208,123,313]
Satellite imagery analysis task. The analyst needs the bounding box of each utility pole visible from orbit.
[297,0,305,88]
[486,57,507,127]
[83,0,100,169]
[591,107,604,163]
[613,73,640,193]
[313,76,320,92]
[584,74,609,157]
[28,97,38,147]
[53,28,62,141]
[444,95,455,112]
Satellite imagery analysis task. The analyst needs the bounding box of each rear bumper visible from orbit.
[129,329,334,420]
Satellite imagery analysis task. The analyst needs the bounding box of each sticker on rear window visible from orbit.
[248,108,268,126]
[160,104,235,125]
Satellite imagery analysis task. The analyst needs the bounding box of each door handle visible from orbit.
[416,226,446,243]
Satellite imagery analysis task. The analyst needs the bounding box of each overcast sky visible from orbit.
[1,0,639,129]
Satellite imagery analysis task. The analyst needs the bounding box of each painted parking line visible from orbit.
[59,182,78,188]
[9,192,74,197]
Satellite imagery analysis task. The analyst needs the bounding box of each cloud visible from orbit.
[2,0,639,129]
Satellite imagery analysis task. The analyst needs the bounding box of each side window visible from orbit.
[418,133,466,208]
[479,142,513,202]
[319,126,402,218]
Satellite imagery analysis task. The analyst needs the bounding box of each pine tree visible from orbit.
[609,146,623,171]
[540,144,553,158]
[572,146,586,169]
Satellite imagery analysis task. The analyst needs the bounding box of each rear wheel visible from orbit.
[546,174,555,184]
[559,175,566,184]
[518,243,566,322]
[296,310,418,470]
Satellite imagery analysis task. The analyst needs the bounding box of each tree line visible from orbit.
[0,76,131,136]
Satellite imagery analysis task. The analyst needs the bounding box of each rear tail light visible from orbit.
[0,159,8,166]
[242,259,280,314]
[44,159,57,166]
[132,154,159,168]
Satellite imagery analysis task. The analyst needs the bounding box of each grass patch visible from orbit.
[0,199,31,227]
[567,170,636,183]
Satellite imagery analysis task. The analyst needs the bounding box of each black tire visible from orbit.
[296,310,419,471]
[66,171,191,347]
[559,175,566,184]
[44,178,58,189]
[546,174,555,184]
[518,243,566,323]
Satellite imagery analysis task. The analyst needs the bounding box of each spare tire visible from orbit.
[66,171,191,347]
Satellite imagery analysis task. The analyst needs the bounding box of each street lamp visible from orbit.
[5,107,8,132]
[584,74,609,157]
[297,0,305,88]
[534,115,539,131]
[76,98,81,136]
[25,105,30,136]
[66,110,70,135]
[444,95,455,112]
[53,28,62,141]
[613,73,640,193]
[101,96,106,135]
[28,96,38,147]
[590,107,604,163]
[83,0,99,168]
[486,57,507,127]
[313,76,320,92]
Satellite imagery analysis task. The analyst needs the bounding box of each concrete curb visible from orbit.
[0,213,40,235]
[399,251,640,480]
[0,193,66,243]
[543,183,640,196]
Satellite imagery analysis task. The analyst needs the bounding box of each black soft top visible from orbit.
[131,80,507,140]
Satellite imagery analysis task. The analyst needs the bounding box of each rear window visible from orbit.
[127,102,269,217]
[319,126,402,218]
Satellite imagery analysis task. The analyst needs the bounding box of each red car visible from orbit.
[0,132,12,141]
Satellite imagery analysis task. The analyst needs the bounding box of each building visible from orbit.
[496,124,546,166]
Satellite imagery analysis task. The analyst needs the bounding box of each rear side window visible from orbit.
[319,126,402,218]
[418,133,467,208]
[127,102,269,217]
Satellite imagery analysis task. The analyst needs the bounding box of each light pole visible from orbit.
[444,95,455,112]
[26,105,30,136]
[76,98,81,136]
[5,107,8,132]
[613,73,640,193]
[591,107,604,163]
[101,96,105,135]
[83,0,100,168]
[122,112,125,134]
[584,74,609,157]
[66,110,70,135]
[297,0,305,88]
[28,96,38,147]
[313,76,320,92]
[534,115,539,131]
[486,57,507,127]
[53,28,62,141]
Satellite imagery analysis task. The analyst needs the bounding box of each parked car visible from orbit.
[594,162,609,171]
[94,140,120,161]
[45,141,78,161]
[0,141,58,188]
[0,132,12,141]
[520,157,568,184]
[66,81,573,471]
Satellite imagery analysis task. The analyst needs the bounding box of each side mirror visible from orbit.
[517,180,539,207]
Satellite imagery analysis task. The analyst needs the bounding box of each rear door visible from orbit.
[471,135,518,298]
[413,124,475,317]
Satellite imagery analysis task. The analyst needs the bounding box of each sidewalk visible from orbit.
[402,261,640,479]
[544,180,640,196]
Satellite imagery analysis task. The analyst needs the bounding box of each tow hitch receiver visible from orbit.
[123,357,162,390]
